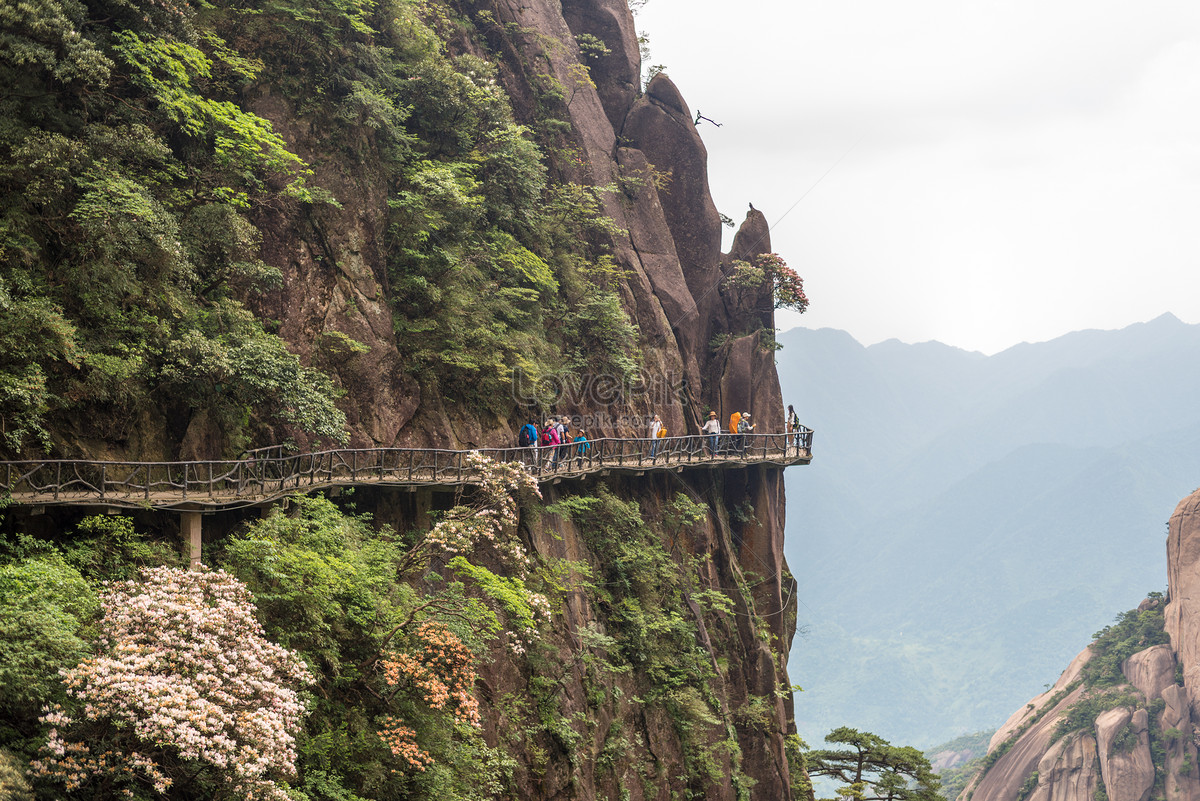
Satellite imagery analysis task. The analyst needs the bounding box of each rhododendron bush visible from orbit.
[30,566,312,800]
[378,621,481,770]
[721,252,809,313]
[420,451,541,566]
[216,456,546,796]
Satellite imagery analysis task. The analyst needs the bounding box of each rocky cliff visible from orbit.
[250,3,802,795]
[0,0,805,799]
[961,489,1200,801]
[211,0,786,456]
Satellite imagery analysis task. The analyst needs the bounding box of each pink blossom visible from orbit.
[31,567,311,800]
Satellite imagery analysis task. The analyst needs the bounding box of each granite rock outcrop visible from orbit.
[963,488,1200,801]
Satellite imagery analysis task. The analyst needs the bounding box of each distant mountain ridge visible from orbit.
[778,313,1200,748]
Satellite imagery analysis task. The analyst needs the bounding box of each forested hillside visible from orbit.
[1,0,653,457]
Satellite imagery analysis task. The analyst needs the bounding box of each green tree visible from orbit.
[806,727,942,801]
[0,556,97,728]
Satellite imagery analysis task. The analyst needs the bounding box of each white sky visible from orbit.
[636,0,1200,354]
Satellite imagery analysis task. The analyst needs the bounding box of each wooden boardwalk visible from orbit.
[0,431,813,511]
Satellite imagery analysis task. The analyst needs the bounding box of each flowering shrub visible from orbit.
[757,252,809,313]
[383,622,481,727]
[377,721,434,771]
[720,252,809,313]
[378,622,481,771]
[30,567,312,800]
[423,452,541,569]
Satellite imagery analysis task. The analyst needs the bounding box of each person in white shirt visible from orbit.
[648,414,664,458]
[699,411,720,455]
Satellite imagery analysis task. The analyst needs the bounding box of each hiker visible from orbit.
[518,419,540,466]
[737,412,754,454]
[786,404,801,451]
[554,416,570,464]
[573,429,591,466]
[648,414,664,458]
[541,421,561,467]
[699,411,720,455]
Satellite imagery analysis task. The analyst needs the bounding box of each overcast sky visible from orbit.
[636,0,1200,354]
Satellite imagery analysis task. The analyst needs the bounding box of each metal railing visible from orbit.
[0,430,812,510]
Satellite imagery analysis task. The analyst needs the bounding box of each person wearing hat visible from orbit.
[573,428,591,467]
[737,411,755,455]
[699,411,720,456]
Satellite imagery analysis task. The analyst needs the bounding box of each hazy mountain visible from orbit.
[779,313,1200,748]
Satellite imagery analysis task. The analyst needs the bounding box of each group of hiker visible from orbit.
[517,416,591,466]
[698,410,755,455]
[515,404,805,465]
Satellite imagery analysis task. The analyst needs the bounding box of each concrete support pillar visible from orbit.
[414,488,433,533]
[180,511,202,569]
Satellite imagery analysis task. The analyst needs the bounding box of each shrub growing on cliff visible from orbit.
[1080,592,1169,688]
[219,458,544,800]
[30,566,312,800]
[722,253,810,313]
[545,490,743,796]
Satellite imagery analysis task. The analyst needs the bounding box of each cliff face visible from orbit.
[234,0,784,456]
[0,0,803,798]
[963,489,1200,801]
[258,1,801,787]
[253,4,801,791]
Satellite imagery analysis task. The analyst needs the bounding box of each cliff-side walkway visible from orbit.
[0,432,812,512]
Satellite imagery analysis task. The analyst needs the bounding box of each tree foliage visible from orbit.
[0,0,346,455]
[1080,592,1169,688]
[0,556,97,724]
[29,567,312,800]
[806,727,942,801]
[722,252,810,313]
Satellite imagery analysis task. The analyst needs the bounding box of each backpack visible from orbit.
[541,429,553,445]
[656,428,667,438]
[519,424,537,446]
